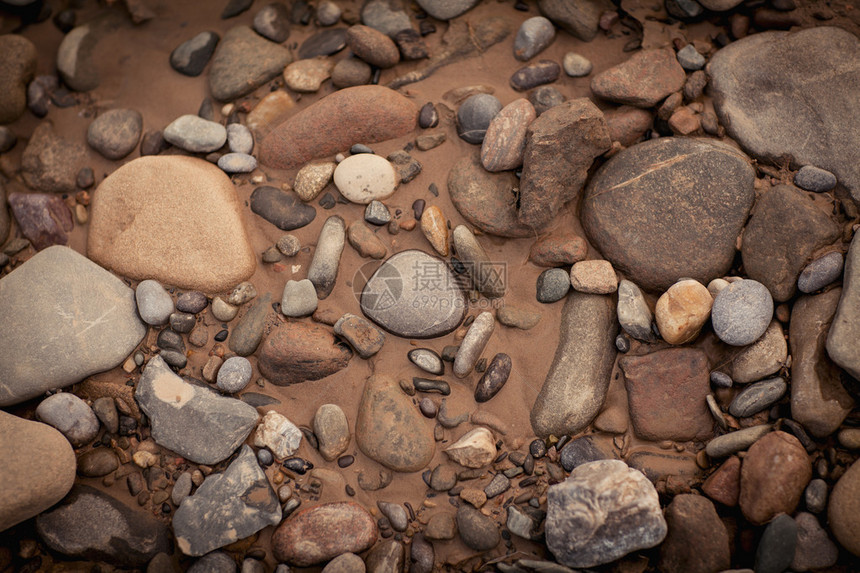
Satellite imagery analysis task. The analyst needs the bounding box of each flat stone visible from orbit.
[518,98,611,230]
[298,28,347,59]
[173,445,281,556]
[307,215,346,299]
[273,502,377,566]
[87,108,142,159]
[218,153,257,173]
[88,156,256,292]
[829,458,860,557]
[0,35,36,123]
[280,279,318,317]
[570,260,617,294]
[791,289,853,437]
[258,321,352,385]
[659,494,730,573]
[250,186,317,231]
[355,374,435,472]
[529,234,588,266]
[457,505,500,551]
[0,411,76,531]
[795,165,837,193]
[732,320,787,383]
[591,49,686,107]
[283,57,334,92]
[531,292,617,437]
[546,460,667,568]
[170,31,219,76]
[583,137,755,291]
[135,355,259,465]
[163,114,227,153]
[827,233,860,380]
[8,192,73,250]
[707,27,860,202]
[798,251,843,293]
[361,250,467,339]
[254,2,291,43]
[260,86,417,169]
[705,424,772,458]
[739,431,812,525]
[537,0,613,41]
[209,26,292,101]
[333,154,398,204]
[0,246,145,407]
[741,185,840,301]
[35,392,99,447]
[620,348,713,441]
[21,121,86,193]
[711,279,774,346]
[36,485,170,567]
[514,16,556,61]
[728,377,787,418]
[480,98,536,172]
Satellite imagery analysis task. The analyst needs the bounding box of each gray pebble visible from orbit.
[281,279,318,317]
[377,501,408,531]
[457,94,502,144]
[419,102,439,128]
[176,291,208,314]
[170,32,220,77]
[484,473,511,498]
[35,392,100,447]
[92,397,119,434]
[711,279,773,346]
[453,312,494,378]
[253,2,291,43]
[86,108,143,160]
[160,349,188,369]
[277,234,301,257]
[241,559,265,573]
[316,1,342,26]
[804,478,827,513]
[536,268,570,303]
[163,114,226,153]
[755,514,797,573]
[617,279,655,341]
[170,312,196,333]
[331,57,372,88]
[676,44,706,71]
[710,371,733,388]
[615,334,630,353]
[218,153,257,174]
[514,16,555,61]
[212,297,239,322]
[528,85,565,116]
[562,52,593,77]
[228,281,257,305]
[408,348,445,375]
[795,165,837,192]
[419,397,437,418]
[257,448,274,466]
[136,279,174,326]
[0,125,17,153]
[216,356,253,393]
[364,200,391,225]
[226,123,254,154]
[188,551,236,573]
[798,251,843,293]
[728,377,787,418]
[705,424,772,458]
[307,215,346,299]
[172,472,193,506]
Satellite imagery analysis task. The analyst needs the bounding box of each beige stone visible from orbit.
[420,205,449,256]
[655,279,713,345]
[283,57,334,93]
[445,427,496,469]
[570,260,617,294]
[246,90,295,137]
[294,161,335,201]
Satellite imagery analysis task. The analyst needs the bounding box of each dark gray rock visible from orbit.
[510,60,561,92]
[171,32,220,77]
[559,435,610,472]
[250,186,317,231]
[741,185,840,302]
[8,192,73,250]
[0,246,145,407]
[229,292,272,356]
[86,108,142,160]
[484,473,511,499]
[582,137,755,291]
[728,377,787,418]
[528,85,565,116]
[798,251,843,294]
[514,17,556,61]
[36,485,170,567]
[475,353,512,402]
[177,291,208,314]
[298,28,348,59]
[222,0,253,19]
[457,505,500,551]
[254,3,291,43]
[35,392,100,447]
[209,26,292,101]
[307,215,346,299]
[537,0,613,41]
[754,513,797,573]
[457,94,502,144]
[135,355,259,464]
[827,233,860,381]
[536,268,570,303]
[188,552,236,573]
[708,27,860,202]
[174,445,281,556]
[795,165,837,192]
[361,250,467,339]
[711,279,774,346]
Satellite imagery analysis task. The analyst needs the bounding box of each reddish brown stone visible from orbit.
[604,105,653,147]
[590,49,686,108]
[528,233,588,267]
[346,25,400,69]
[257,322,352,385]
[659,494,730,573]
[620,348,714,442]
[702,456,741,507]
[259,86,417,169]
[272,501,378,566]
[739,431,812,525]
[8,192,73,250]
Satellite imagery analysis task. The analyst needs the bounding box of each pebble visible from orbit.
[805,479,828,513]
[798,251,843,293]
[711,371,733,388]
[283,58,334,92]
[170,31,220,77]
[323,553,365,573]
[755,514,797,573]
[828,458,860,556]
[528,85,565,116]
[347,220,387,259]
[22,122,86,194]
[562,52,593,76]
[253,411,302,460]
[280,279,318,317]
[347,24,400,68]
[655,279,713,345]
[408,348,444,375]
[453,312,494,378]
[419,397,437,418]
[222,0,253,19]
[229,293,272,356]
[188,552,236,573]
[839,428,860,449]
[136,279,175,326]
[480,98,536,172]
[416,0,480,20]
[453,225,505,298]
[445,427,496,468]
[514,16,556,61]
[659,494,730,573]
[297,28,347,59]
[739,431,812,524]
[510,60,561,91]
[536,268,571,303]
[530,234,588,267]
[377,501,408,532]
[77,448,119,477]
[711,279,774,346]
[732,320,787,383]
[0,126,17,154]
[277,234,301,257]
[430,465,457,491]
[591,48,686,107]
[163,114,227,153]
[418,205,449,256]
[569,260,617,294]
[457,93,502,144]
[36,393,100,447]
[253,2,291,43]
[314,404,350,461]
[333,154,398,205]
[0,35,36,123]
[334,313,386,358]
[331,57,372,88]
[364,200,391,225]
[294,162,335,202]
[316,1,341,26]
[457,505,501,551]
[616,280,654,341]
[676,44,706,71]
[413,378,451,395]
[484,473,511,498]
[251,185,317,231]
[795,165,837,192]
[728,377,787,418]
[218,153,257,173]
[418,103,439,128]
[212,297,239,321]
[226,123,253,154]
[497,306,541,330]
[791,512,839,571]
[257,448,274,466]
[706,424,772,458]
[258,321,352,385]
[86,109,142,160]
[92,397,119,434]
[209,26,291,101]
[216,356,253,393]
[475,353,512,402]
[172,472,193,506]
[546,460,666,567]
[308,216,346,299]
[425,513,457,540]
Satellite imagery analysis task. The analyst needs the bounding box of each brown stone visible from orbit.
[272,501,378,566]
[257,322,352,385]
[655,279,713,345]
[518,98,611,230]
[604,105,653,147]
[481,98,536,172]
[529,233,589,267]
[424,512,457,540]
[21,122,87,194]
[620,348,713,442]
[346,25,400,69]
[659,494,731,573]
[591,49,686,108]
[347,220,387,259]
[739,431,812,524]
[259,86,417,169]
[829,458,860,557]
[0,35,37,124]
[701,455,741,507]
[668,106,700,135]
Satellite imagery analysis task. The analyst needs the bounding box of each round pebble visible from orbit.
[226,123,253,154]
[408,348,445,375]
[563,52,593,77]
[457,94,502,144]
[163,114,226,153]
[218,152,257,173]
[216,356,253,393]
[136,279,174,326]
[615,334,630,353]
[529,85,565,116]
[419,397,437,418]
[514,16,556,61]
[711,279,774,346]
[710,371,733,388]
[331,57,372,88]
[419,102,439,128]
[35,392,100,447]
[86,108,143,160]
[176,291,208,314]
[795,165,837,192]
[316,1,342,26]
[212,297,239,321]
[333,153,398,204]
[798,251,843,293]
[257,448,274,467]
[536,268,570,303]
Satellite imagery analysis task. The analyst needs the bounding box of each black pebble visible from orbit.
[214,329,228,342]
[529,438,547,459]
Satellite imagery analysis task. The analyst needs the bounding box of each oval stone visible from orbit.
[333,153,398,204]
[475,353,512,402]
[258,322,353,385]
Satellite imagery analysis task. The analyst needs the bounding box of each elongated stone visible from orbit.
[452,225,505,298]
[308,215,346,299]
[453,312,495,378]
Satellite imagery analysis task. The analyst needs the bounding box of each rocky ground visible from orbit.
[0,0,859,571]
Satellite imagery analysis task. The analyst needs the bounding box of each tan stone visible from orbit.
[420,205,449,256]
[655,279,713,345]
[283,57,334,93]
[293,161,335,201]
[246,90,296,137]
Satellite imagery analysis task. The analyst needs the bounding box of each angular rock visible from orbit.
[258,321,352,385]
[355,374,435,472]
[253,410,302,460]
[21,121,86,193]
[298,28,347,59]
[531,292,617,437]
[209,26,292,101]
[537,0,613,41]
[546,460,667,568]
[480,98,536,172]
[582,137,755,291]
[88,156,256,292]
[617,279,654,341]
[829,458,860,557]
[273,502,377,566]
[170,31,219,77]
[361,250,467,339]
[591,49,686,108]
[701,455,741,507]
[659,494,730,573]
[36,485,170,567]
[87,108,142,159]
[283,58,334,93]
[445,427,496,468]
[173,445,280,556]
[0,35,36,124]
[732,320,787,383]
[708,27,860,202]
[135,356,259,464]
[0,246,145,407]
[260,86,417,169]
[8,192,73,250]
[250,186,316,231]
[791,289,854,437]
[518,98,611,230]
[827,233,860,380]
[791,512,838,571]
[742,185,840,301]
[620,348,713,441]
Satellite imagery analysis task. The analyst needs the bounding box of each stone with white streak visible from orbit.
[253,410,303,460]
